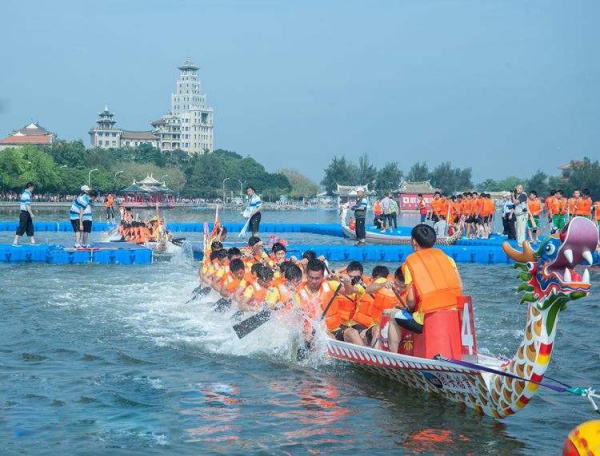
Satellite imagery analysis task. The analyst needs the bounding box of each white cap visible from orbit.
[81,185,91,192]
[356,187,364,192]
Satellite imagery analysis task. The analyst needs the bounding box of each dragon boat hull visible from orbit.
[341,223,462,245]
[326,339,506,417]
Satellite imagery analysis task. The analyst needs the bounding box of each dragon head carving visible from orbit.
[502,217,598,312]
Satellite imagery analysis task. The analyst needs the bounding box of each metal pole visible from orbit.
[88,168,99,187]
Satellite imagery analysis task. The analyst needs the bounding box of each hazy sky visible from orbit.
[1,0,598,184]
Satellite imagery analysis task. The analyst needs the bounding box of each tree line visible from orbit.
[0,142,320,200]
[2,141,599,200]
[320,155,472,195]
[321,154,600,199]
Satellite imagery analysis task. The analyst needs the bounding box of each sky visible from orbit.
[1,0,598,184]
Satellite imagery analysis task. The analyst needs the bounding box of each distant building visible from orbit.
[89,107,159,149]
[558,160,585,179]
[334,184,376,206]
[0,122,56,151]
[152,57,215,154]
[397,180,438,211]
[90,57,214,154]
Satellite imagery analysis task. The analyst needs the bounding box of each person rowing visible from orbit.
[386,224,463,353]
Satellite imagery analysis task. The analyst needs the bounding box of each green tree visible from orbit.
[356,153,377,187]
[320,156,358,194]
[565,157,600,200]
[375,162,403,194]
[0,145,62,191]
[526,170,549,196]
[406,162,430,182]
[279,169,321,199]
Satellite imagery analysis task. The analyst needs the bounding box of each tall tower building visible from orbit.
[154,57,214,154]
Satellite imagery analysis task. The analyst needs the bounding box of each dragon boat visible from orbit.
[326,216,598,418]
[339,206,462,245]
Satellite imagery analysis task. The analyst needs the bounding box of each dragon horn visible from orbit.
[502,241,536,264]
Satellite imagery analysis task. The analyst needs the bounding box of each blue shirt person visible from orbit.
[13,182,36,246]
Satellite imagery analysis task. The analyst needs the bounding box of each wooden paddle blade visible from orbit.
[196,287,212,298]
[233,309,273,339]
[212,298,232,313]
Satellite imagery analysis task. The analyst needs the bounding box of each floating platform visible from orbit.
[191,242,600,265]
[0,242,152,265]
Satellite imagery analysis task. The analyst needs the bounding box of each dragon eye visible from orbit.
[545,244,556,255]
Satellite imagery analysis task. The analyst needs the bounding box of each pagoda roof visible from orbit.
[558,160,585,170]
[119,183,147,194]
[137,174,162,185]
[10,122,54,137]
[0,134,53,145]
[178,57,198,71]
[334,184,375,196]
[398,180,438,194]
[121,131,157,141]
[151,119,166,127]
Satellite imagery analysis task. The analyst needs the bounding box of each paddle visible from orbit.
[186,285,212,303]
[297,283,344,359]
[171,237,186,247]
[239,218,250,238]
[211,297,232,313]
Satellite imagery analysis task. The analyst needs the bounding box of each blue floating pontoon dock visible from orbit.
[0,242,152,265]
[3,221,598,266]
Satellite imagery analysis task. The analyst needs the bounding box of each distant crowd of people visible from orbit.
[346,187,600,246]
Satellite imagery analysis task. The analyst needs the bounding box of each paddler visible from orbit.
[239,266,274,312]
[243,236,270,264]
[295,259,352,343]
[333,261,369,346]
[550,190,567,231]
[358,265,407,348]
[527,191,542,242]
[575,188,592,219]
[386,224,463,354]
[264,263,303,311]
[217,258,246,298]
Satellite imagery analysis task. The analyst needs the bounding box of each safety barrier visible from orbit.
[0,243,153,265]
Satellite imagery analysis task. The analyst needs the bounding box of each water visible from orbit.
[1,209,599,454]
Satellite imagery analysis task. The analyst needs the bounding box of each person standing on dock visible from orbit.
[245,186,262,237]
[12,182,36,246]
[105,193,115,222]
[69,185,94,248]
[352,187,367,246]
[513,185,528,244]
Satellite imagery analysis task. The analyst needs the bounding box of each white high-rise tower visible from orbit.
[154,57,214,154]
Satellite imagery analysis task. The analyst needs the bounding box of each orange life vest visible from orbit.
[297,281,342,332]
[545,196,555,213]
[575,197,592,217]
[550,198,567,215]
[568,198,577,214]
[335,293,357,324]
[351,292,374,328]
[369,285,401,325]
[431,198,444,216]
[403,248,462,314]
[248,282,268,306]
[106,195,114,208]
[484,198,496,217]
[595,201,600,221]
[222,273,241,294]
[373,201,383,216]
[462,199,473,216]
[528,198,542,216]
